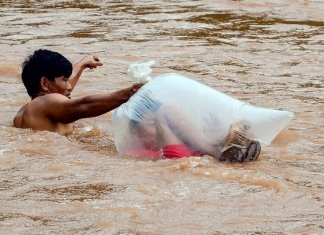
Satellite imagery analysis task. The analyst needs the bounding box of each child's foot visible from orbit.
[219,144,246,162]
[245,140,261,161]
[220,140,261,162]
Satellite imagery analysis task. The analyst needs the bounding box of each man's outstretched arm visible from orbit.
[43,83,142,124]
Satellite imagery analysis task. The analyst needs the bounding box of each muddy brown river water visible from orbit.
[0,1,323,234]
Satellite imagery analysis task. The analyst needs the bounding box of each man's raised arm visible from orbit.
[69,55,103,89]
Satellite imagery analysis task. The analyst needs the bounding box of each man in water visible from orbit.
[13,49,142,134]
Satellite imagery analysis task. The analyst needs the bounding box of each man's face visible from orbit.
[47,76,72,98]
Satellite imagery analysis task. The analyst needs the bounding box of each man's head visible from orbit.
[21,49,73,97]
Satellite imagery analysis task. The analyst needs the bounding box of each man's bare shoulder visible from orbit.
[13,94,69,128]
[13,103,28,128]
[37,93,70,102]
[22,94,69,112]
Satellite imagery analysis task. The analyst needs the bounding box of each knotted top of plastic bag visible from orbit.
[127,60,155,84]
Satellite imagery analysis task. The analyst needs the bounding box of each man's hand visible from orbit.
[79,55,103,70]
[129,83,143,96]
[69,55,103,90]
[123,83,143,101]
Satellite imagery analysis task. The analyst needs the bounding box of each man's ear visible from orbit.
[40,77,49,91]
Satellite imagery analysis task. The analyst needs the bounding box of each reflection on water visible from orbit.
[0,0,323,234]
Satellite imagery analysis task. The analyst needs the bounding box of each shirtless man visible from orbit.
[13,49,142,134]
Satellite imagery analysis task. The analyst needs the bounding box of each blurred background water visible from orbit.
[0,1,323,234]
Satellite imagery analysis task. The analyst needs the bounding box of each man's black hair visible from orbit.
[21,49,73,97]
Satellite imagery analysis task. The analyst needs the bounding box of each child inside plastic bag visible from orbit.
[113,62,293,162]
[126,95,261,162]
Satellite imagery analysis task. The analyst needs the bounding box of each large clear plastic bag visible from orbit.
[113,64,293,160]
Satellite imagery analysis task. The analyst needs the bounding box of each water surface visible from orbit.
[0,1,323,234]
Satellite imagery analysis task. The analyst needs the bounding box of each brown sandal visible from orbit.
[220,140,261,162]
